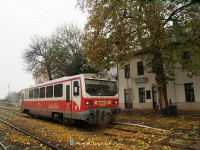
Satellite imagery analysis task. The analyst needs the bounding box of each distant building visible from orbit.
[118,57,200,111]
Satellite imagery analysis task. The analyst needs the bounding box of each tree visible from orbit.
[23,36,55,81]
[77,0,200,110]
[51,24,97,77]
[4,91,19,103]
[23,24,96,83]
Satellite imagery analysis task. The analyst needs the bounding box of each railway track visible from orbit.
[0,115,61,150]
[0,108,128,148]
[0,104,167,132]
[0,142,7,150]
[92,123,169,138]
[0,104,171,149]
[0,105,19,112]
[0,105,168,136]
[0,105,167,132]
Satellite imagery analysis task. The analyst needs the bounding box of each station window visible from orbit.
[34,88,39,99]
[181,51,191,60]
[39,87,45,98]
[46,86,53,98]
[29,89,33,99]
[146,90,151,99]
[125,64,130,79]
[54,84,63,97]
[139,88,145,103]
[184,83,195,102]
[137,61,144,75]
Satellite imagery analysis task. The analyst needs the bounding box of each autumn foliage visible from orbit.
[77,0,200,110]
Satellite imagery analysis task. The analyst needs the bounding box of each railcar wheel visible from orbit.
[63,118,75,124]
[88,116,98,125]
[30,114,35,118]
[104,114,114,124]
[52,113,63,123]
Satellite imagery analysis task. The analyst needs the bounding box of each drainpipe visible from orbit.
[173,68,177,106]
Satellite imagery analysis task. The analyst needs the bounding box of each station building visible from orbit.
[118,57,200,111]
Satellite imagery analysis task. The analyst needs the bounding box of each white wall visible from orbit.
[118,57,200,111]
[167,68,200,111]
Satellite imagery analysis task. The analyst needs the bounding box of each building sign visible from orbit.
[134,77,148,84]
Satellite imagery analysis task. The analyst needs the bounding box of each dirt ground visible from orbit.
[116,109,200,149]
[1,107,199,149]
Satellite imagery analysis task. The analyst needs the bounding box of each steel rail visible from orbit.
[0,108,28,118]
[0,105,19,110]
[0,142,7,150]
[0,118,61,150]
[113,122,167,131]
[97,123,168,137]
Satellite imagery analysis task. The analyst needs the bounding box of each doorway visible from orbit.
[152,86,157,110]
[124,89,133,109]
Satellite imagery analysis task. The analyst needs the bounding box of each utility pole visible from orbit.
[8,83,9,95]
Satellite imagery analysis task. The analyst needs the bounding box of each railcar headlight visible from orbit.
[86,101,89,105]
[86,100,93,105]
[112,100,118,104]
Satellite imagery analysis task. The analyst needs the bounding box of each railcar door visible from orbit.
[66,82,72,118]
[20,91,25,109]
[72,79,81,118]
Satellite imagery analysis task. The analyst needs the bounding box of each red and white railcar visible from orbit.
[20,74,119,124]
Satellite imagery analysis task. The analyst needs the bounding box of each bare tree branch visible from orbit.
[164,1,199,25]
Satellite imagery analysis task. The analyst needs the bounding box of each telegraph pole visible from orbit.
[8,83,9,95]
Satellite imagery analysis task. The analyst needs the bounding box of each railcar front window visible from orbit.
[85,79,117,96]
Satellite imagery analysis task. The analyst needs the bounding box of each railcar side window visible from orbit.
[29,89,33,99]
[21,92,24,101]
[66,85,70,102]
[34,88,39,99]
[46,86,53,98]
[25,90,29,99]
[39,87,45,98]
[73,81,79,96]
[54,84,63,97]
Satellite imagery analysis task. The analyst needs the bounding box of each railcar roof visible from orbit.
[21,73,116,91]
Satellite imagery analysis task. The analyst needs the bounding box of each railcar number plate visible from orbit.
[95,101,111,105]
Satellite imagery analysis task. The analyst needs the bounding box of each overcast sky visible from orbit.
[0,0,86,99]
